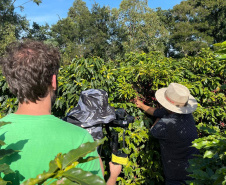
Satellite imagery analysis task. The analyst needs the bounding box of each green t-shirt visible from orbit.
[0,114,103,184]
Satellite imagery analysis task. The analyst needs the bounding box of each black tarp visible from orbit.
[63,89,116,140]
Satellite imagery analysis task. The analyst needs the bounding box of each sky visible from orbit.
[14,0,183,26]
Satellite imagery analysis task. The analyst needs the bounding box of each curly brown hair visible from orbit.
[0,40,60,103]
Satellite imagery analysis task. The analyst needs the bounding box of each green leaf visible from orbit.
[0,164,14,175]
[206,167,214,177]
[194,87,199,95]
[199,86,203,95]
[77,156,99,164]
[0,178,8,185]
[192,140,209,149]
[0,149,19,160]
[21,172,54,185]
[0,140,5,146]
[62,168,106,185]
[220,84,226,90]
[33,0,42,5]
[48,159,59,173]
[55,153,64,170]
[48,178,79,185]
[192,170,209,180]
[198,125,218,135]
[62,138,106,169]
[217,54,226,60]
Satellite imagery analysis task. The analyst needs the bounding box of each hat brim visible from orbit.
[155,88,198,114]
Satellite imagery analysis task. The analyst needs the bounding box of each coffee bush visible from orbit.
[0,43,225,184]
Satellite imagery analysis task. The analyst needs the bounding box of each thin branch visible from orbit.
[14,0,33,9]
[11,0,17,6]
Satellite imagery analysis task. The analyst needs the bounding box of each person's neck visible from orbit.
[15,93,52,116]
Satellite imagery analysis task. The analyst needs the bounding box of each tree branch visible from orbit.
[14,0,33,9]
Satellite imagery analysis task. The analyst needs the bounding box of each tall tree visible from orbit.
[117,0,168,53]
[190,0,226,43]
[51,0,92,60]
[0,0,42,56]
[166,0,226,57]
[27,22,50,41]
[0,23,16,56]
[85,3,126,59]
[169,1,213,57]
[51,0,126,61]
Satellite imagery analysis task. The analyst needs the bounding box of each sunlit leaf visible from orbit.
[62,168,106,185]
[21,172,54,185]
[203,150,214,158]
[48,178,79,185]
[62,138,106,169]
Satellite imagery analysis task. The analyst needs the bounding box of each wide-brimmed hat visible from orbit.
[155,83,197,114]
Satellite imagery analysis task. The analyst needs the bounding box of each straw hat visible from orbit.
[155,83,197,114]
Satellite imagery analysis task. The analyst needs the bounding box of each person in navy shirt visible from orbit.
[135,83,199,185]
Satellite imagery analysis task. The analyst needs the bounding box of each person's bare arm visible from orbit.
[107,162,122,185]
[99,156,105,177]
[134,99,157,116]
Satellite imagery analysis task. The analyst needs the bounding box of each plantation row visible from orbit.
[0,43,225,184]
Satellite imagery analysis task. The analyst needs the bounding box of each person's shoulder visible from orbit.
[173,113,194,121]
[167,113,195,125]
[51,115,92,137]
[0,114,17,133]
[0,114,15,125]
[57,118,95,143]
[153,108,169,118]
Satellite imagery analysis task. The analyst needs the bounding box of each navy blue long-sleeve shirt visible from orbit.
[150,108,199,181]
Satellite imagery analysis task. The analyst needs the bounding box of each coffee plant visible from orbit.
[186,41,226,185]
[187,125,226,185]
[0,41,225,184]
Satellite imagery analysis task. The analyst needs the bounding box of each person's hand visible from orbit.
[134,98,145,109]
[107,162,122,185]
[109,162,122,179]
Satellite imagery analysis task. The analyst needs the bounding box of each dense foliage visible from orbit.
[1,43,225,184]
[49,0,226,60]
[186,41,226,185]
[1,0,226,59]
[187,125,226,185]
[0,0,41,56]
[160,0,226,57]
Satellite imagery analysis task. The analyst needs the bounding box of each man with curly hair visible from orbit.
[0,40,121,184]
